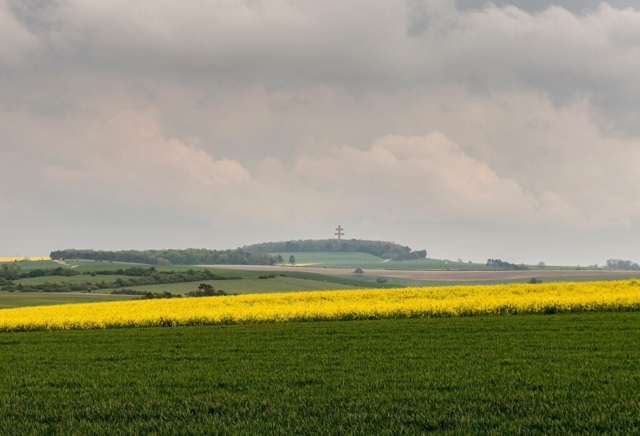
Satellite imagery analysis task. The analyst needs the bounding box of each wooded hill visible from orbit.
[243,239,427,261]
[50,249,277,266]
[50,239,428,266]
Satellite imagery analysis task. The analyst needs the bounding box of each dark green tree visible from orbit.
[197,283,216,296]
[0,263,21,280]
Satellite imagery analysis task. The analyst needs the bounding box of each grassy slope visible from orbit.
[274,252,600,271]
[100,276,360,295]
[275,252,500,270]
[14,275,131,285]
[0,313,639,434]
[0,292,137,308]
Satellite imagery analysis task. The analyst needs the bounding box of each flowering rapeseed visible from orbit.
[1,280,639,332]
[0,256,50,262]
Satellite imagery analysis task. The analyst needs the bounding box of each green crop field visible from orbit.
[0,291,137,308]
[99,275,361,295]
[63,259,199,273]
[274,252,499,270]
[14,275,131,286]
[0,313,638,434]
[95,269,405,295]
[274,251,386,267]
[3,262,394,306]
[272,252,603,271]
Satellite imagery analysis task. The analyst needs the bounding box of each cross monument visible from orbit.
[334,225,344,240]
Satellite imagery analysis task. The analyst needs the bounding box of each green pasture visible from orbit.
[14,275,130,286]
[90,267,387,295]
[98,275,364,295]
[1,313,639,434]
[342,274,640,288]
[273,251,385,267]
[4,265,385,304]
[273,251,497,270]
[0,291,137,309]
[63,259,197,273]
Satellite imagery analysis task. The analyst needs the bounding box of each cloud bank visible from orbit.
[1,0,639,264]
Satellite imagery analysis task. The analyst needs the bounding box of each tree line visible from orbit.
[606,259,640,270]
[50,249,278,266]
[1,267,240,293]
[243,239,427,260]
[1,264,80,281]
[486,259,529,270]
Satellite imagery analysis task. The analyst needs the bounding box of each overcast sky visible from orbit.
[1,0,639,265]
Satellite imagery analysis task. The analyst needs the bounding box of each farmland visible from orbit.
[2,280,640,331]
[0,292,137,309]
[0,256,50,262]
[269,251,496,270]
[2,265,640,433]
[1,313,639,434]
[3,253,640,309]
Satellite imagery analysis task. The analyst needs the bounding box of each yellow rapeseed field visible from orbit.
[0,256,50,262]
[1,280,639,332]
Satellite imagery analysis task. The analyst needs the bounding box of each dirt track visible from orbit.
[201,265,640,282]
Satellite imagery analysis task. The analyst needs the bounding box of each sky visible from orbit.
[1,0,639,266]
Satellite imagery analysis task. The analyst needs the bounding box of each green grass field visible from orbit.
[273,252,600,271]
[0,291,137,308]
[5,263,389,304]
[0,313,638,434]
[94,269,410,295]
[99,275,361,295]
[14,275,131,286]
[274,252,504,270]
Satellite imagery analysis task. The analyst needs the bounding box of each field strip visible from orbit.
[2,280,640,332]
[0,256,50,262]
[201,264,640,281]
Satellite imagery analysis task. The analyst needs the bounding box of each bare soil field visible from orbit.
[202,265,640,282]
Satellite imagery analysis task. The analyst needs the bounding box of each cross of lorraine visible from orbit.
[334,225,344,240]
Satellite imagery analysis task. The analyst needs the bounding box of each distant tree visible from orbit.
[277,255,283,265]
[606,259,640,270]
[198,283,216,296]
[289,255,296,266]
[354,268,363,275]
[537,262,546,268]
[0,263,21,280]
[486,258,528,270]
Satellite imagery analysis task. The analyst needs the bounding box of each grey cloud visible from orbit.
[2,1,640,265]
[0,0,39,67]
[4,1,640,136]
[456,0,640,14]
